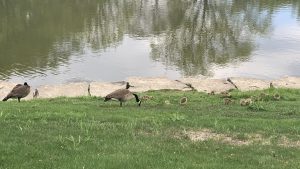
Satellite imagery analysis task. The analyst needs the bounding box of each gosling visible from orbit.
[2,82,31,102]
[179,97,188,105]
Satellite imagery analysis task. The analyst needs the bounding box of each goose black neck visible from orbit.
[133,93,141,106]
[126,84,130,89]
[132,93,140,102]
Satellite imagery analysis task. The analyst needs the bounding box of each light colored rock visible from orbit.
[127,77,190,92]
[89,81,127,97]
[0,81,33,101]
[228,77,270,91]
[179,77,235,93]
[272,76,300,89]
[36,82,89,98]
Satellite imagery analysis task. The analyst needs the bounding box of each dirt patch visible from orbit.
[186,129,257,146]
[278,136,300,148]
[183,129,300,148]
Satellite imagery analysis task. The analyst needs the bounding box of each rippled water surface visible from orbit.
[1,0,300,86]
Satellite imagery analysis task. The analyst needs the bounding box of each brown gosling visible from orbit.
[104,86,141,107]
[250,95,259,102]
[2,82,31,102]
[33,89,39,98]
[270,82,274,88]
[259,92,269,101]
[220,91,232,98]
[273,93,281,100]
[240,98,252,106]
[179,97,188,105]
[141,95,153,102]
[224,98,234,105]
[208,91,215,95]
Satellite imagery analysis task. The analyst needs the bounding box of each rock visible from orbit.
[272,76,300,89]
[127,77,190,92]
[228,77,270,91]
[179,77,235,93]
[36,82,89,98]
[89,81,127,97]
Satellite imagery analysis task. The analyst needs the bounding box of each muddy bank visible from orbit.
[0,76,299,100]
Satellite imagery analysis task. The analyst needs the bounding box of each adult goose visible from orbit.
[104,82,141,107]
[2,82,31,102]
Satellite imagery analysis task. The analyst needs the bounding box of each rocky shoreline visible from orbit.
[0,76,299,100]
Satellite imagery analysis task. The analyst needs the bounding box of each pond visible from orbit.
[0,0,300,86]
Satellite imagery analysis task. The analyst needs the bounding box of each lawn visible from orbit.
[0,88,300,169]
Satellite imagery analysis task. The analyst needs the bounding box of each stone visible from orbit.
[36,82,89,98]
[127,77,190,93]
[179,77,235,93]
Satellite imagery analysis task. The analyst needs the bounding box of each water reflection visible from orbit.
[0,0,300,85]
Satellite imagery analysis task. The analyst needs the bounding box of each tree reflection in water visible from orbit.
[0,0,299,80]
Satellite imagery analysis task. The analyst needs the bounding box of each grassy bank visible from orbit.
[0,88,300,169]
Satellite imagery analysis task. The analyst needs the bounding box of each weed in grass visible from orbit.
[170,112,186,122]
[58,135,91,150]
[248,102,266,111]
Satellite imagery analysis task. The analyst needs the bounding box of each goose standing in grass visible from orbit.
[104,82,141,107]
[2,82,31,102]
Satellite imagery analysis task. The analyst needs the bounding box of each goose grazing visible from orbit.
[2,82,31,102]
[104,83,141,107]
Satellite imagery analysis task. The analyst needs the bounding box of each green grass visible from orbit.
[0,88,300,169]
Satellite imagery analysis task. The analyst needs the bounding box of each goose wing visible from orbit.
[7,84,30,98]
[105,89,131,99]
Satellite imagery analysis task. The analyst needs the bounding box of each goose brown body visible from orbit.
[104,88,141,107]
[2,82,31,102]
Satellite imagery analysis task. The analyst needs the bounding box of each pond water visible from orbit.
[0,0,300,86]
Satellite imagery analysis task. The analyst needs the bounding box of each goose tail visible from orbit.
[2,96,9,101]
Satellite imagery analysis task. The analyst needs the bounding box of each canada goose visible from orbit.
[179,97,187,105]
[104,88,141,107]
[2,82,31,102]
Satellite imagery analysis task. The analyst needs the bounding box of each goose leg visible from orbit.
[120,102,122,107]
[18,98,20,102]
